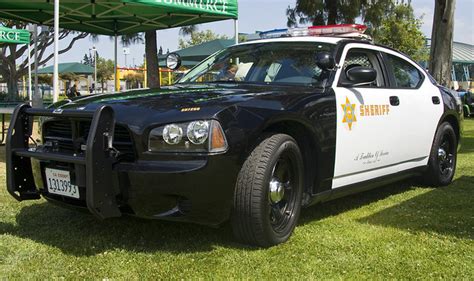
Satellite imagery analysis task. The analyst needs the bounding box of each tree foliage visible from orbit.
[124,72,144,89]
[375,3,428,62]
[96,57,114,93]
[0,20,88,100]
[286,1,427,62]
[179,25,198,37]
[178,30,229,49]
[286,0,394,29]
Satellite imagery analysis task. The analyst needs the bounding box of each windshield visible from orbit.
[178,42,335,87]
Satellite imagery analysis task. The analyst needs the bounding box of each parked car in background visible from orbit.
[459,90,473,117]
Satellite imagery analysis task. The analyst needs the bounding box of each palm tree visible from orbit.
[179,25,198,36]
[119,32,159,88]
[145,31,160,88]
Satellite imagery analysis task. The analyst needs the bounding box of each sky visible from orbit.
[50,0,473,67]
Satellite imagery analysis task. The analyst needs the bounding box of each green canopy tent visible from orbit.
[0,25,32,101]
[158,38,235,68]
[0,0,239,102]
[37,62,94,74]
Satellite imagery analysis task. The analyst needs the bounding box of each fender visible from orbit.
[436,85,463,146]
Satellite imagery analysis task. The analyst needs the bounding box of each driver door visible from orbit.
[332,44,403,188]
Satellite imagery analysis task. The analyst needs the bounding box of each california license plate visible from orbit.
[45,168,80,199]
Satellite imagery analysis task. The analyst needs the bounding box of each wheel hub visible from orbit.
[438,147,447,161]
[269,178,285,203]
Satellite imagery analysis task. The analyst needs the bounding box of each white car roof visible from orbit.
[238,36,346,46]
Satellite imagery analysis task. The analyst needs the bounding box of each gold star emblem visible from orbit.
[341,97,357,130]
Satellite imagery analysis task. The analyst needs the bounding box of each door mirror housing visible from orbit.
[342,66,377,87]
[316,52,335,70]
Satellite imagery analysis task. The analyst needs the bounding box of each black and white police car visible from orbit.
[6,24,462,247]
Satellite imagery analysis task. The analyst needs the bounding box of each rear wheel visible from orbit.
[421,122,457,186]
[231,134,304,247]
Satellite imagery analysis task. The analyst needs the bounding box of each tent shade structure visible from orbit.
[0,25,30,44]
[0,0,239,103]
[37,62,94,75]
[158,38,234,67]
[452,41,474,64]
[0,0,238,35]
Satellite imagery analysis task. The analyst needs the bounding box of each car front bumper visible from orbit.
[6,104,240,226]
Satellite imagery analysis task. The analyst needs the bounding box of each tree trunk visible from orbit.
[429,0,456,87]
[326,0,338,24]
[6,71,19,101]
[145,30,160,89]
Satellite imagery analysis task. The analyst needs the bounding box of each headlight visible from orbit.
[148,120,228,153]
[163,124,183,145]
[187,121,209,144]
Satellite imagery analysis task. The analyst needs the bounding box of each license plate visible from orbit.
[45,168,80,199]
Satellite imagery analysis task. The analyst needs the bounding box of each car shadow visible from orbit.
[1,177,471,256]
[357,175,474,240]
[0,146,5,164]
[1,181,417,256]
[299,180,416,225]
[0,202,248,256]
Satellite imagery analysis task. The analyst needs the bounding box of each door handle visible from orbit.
[432,96,441,104]
[389,96,400,106]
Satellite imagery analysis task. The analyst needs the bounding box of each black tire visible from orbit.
[421,122,457,186]
[231,134,304,247]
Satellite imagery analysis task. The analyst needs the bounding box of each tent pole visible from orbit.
[33,24,42,108]
[53,0,60,103]
[114,34,118,92]
[234,19,238,44]
[27,43,32,105]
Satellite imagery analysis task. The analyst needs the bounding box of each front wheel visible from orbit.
[231,134,304,247]
[421,122,457,186]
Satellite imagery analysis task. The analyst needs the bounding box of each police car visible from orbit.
[6,24,462,247]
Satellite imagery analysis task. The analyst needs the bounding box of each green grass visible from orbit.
[1,120,473,279]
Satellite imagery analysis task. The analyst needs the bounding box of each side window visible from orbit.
[386,54,422,88]
[339,48,385,87]
[264,63,282,82]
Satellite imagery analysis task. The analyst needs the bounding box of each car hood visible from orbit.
[54,83,324,131]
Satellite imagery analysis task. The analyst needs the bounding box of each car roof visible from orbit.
[238,36,351,46]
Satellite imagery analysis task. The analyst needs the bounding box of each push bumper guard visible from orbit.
[6,103,121,219]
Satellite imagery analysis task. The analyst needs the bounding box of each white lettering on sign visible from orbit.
[154,0,230,13]
[0,31,21,41]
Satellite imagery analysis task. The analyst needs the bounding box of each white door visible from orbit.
[332,44,444,189]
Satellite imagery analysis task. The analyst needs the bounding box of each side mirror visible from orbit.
[166,53,182,70]
[343,66,377,87]
[316,52,335,70]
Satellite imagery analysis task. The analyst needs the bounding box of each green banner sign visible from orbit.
[0,26,30,44]
[132,0,238,17]
[0,0,238,36]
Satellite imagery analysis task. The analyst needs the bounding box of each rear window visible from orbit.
[386,54,423,88]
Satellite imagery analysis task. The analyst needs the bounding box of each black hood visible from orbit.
[54,83,325,131]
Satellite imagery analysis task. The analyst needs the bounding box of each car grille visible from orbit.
[43,119,136,162]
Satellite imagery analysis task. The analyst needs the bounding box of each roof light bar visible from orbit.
[259,28,289,39]
[307,24,367,35]
[259,24,370,40]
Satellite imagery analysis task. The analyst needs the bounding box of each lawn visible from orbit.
[0,120,473,279]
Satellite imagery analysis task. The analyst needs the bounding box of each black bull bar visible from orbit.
[6,103,121,219]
